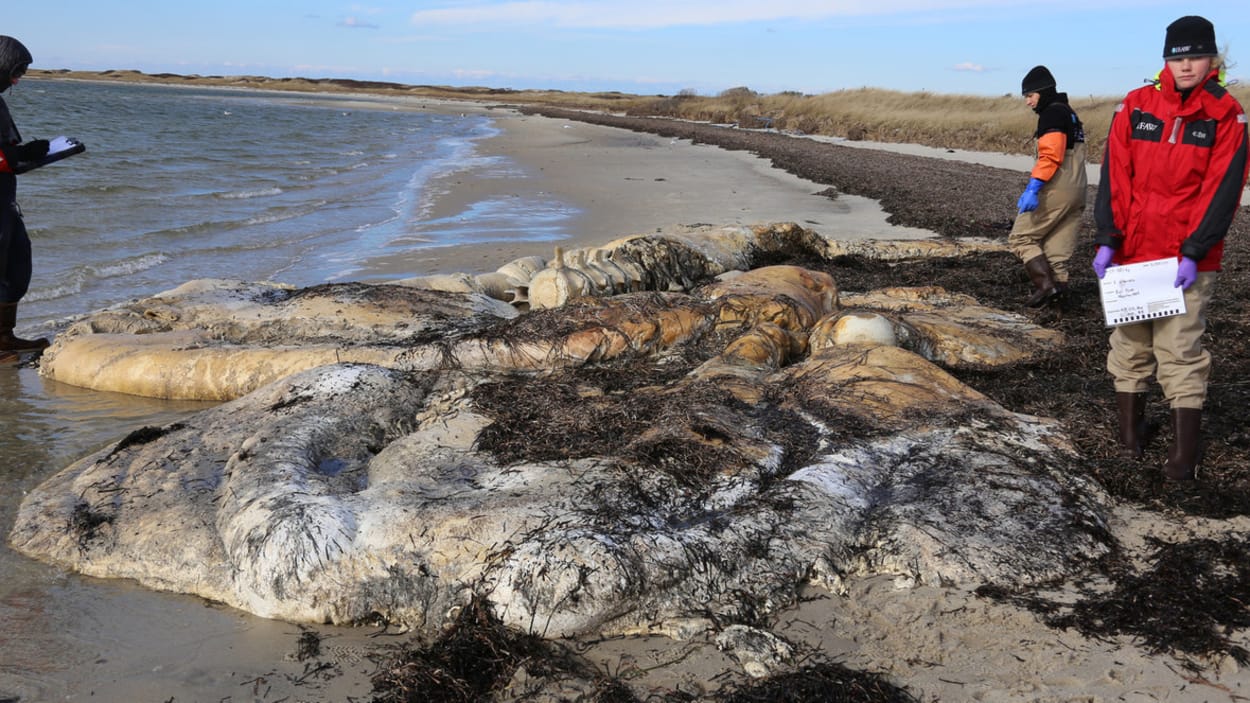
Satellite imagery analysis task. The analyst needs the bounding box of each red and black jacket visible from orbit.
[1094,66,1250,270]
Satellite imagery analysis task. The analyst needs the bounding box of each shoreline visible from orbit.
[351,107,935,280]
[42,75,940,281]
[23,72,1074,275]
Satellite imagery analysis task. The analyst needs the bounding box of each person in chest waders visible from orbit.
[1009,65,1089,308]
[0,35,52,356]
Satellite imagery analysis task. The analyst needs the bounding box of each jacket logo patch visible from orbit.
[1130,110,1165,142]
[1182,119,1217,148]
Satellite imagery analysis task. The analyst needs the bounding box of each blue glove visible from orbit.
[1016,177,1045,213]
[1092,246,1115,278]
[1174,257,1198,290]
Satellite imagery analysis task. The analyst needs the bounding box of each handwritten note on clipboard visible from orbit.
[1098,258,1187,327]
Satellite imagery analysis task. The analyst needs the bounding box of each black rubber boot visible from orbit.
[1164,408,1202,481]
[1023,255,1061,308]
[0,302,50,353]
[1116,392,1147,460]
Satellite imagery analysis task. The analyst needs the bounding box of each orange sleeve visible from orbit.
[1030,132,1068,181]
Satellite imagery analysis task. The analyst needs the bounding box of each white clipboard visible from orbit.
[13,135,86,174]
[1098,258,1187,327]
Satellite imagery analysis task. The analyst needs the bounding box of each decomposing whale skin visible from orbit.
[11,224,1114,640]
[10,355,1112,638]
[36,279,520,400]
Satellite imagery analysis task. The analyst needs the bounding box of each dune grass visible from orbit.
[626,88,1124,159]
[31,68,1250,162]
[616,84,1250,162]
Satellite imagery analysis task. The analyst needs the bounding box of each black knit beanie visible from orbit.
[1163,16,1217,59]
[0,35,32,93]
[1021,65,1055,95]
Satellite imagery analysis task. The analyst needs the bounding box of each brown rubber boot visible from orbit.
[1023,255,1061,308]
[1164,407,1202,481]
[0,302,50,353]
[1116,392,1147,460]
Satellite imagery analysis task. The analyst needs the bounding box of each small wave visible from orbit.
[26,251,172,304]
[23,274,85,302]
[61,182,149,196]
[243,211,303,226]
[217,186,283,200]
[295,168,340,181]
[239,200,330,227]
[89,252,171,279]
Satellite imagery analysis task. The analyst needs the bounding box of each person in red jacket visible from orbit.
[0,35,51,356]
[1092,15,1250,480]
[1010,65,1088,307]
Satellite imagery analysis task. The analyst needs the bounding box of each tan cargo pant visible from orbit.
[1106,271,1215,409]
[1008,189,1084,283]
[1009,141,1088,283]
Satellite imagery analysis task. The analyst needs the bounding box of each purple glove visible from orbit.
[1092,246,1115,278]
[1174,257,1198,290]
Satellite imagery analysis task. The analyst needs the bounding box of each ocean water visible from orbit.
[12,79,576,338]
[0,80,580,699]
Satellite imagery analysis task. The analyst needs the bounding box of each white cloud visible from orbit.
[409,0,1042,29]
[952,62,985,73]
[339,16,380,28]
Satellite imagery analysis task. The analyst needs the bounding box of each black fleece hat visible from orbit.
[1021,65,1055,95]
[0,35,32,93]
[1163,16,1217,59]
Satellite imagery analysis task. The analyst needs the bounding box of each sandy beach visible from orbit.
[351,105,933,280]
[5,100,1250,703]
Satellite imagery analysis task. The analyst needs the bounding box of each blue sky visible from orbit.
[10,1,1250,98]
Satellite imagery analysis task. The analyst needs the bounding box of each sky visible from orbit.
[9,1,1250,98]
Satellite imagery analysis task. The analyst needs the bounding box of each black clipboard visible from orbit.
[13,136,86,174]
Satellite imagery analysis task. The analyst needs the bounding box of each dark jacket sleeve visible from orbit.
[1180,107,1249,261]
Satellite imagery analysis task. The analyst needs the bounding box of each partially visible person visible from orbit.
[1009,65,1088,308]
[0,35,52,356]
[1092,15,1249,480]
